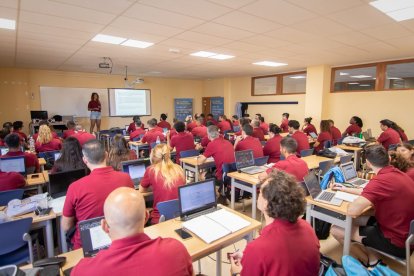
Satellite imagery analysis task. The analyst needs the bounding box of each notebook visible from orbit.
[0,156,26,176]
[304,173,342,206]
[121,159,150,189]
[234,150,265,175]
[340,162,368,187]
[79,216,111,257]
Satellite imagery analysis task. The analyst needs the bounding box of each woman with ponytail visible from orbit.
[107,134,137,170]
[51,137,87,173]
[140,144,186,224]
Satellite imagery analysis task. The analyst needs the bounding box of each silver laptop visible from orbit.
[304,173,343,206]
[121,159,150,189]
[235,150,265,175]
[340,162,368,187]
[79,216,111,257]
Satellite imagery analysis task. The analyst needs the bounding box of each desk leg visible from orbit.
[37,185,43,194]
[343,216,352,255]
[57,216,68,253]
[252,186,257,220]
[45,220,54,257]
[230,179,235,210]
[216,249,222,276]
[306,203,312,224]
[195,165,199,182]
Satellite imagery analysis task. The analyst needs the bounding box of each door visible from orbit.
[202,97,211,115]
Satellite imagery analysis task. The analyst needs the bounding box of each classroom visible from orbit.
[0,0,414,275]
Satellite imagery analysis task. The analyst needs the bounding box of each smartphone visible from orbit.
[175,228,192,240]
[35,207,52,216]
[31,174,40,179]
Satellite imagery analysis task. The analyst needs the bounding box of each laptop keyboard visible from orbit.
[184,207,221,221]
[353,179,367,186]
[241,167,264,174]
[319,191,335,202]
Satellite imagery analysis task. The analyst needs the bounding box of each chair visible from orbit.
[38,150,60,170]
[0,189,24,206]
[180,149,200,181]
[157,199,180,223]
[323,140,332,149]
[260,141,266,146]
[0,217,34,266]
[132,133,144,142]
[317,160,334,184]
[255,156,269,166]
[300,149,314,157]
[366,219,414,276]
[340,155,353,164]
[222,162,247,211]
[233,125,241,133]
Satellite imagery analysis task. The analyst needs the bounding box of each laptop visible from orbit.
[121,159,150,189]
[0,147,9,155]
[79,216,111,257]
[54,152,61,161]
[178,179,219,221]
[304,173,343,206]
[340,162,368,187]
[309,132,318,139]
[0,156,26,176]
[235,150,265,175]
[48,169,87,198]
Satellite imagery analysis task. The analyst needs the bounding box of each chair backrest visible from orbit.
[388,144,398,151]
[222,162,238,183]
[233,125,241,132]
[254,156,269,166]
[337,137,344,145]
[318,160,334,176]
[0,217,33,266]
[132,134,144,141]
[340,155,353,164]
[157,199,179,222]
[260,141,266,146]
[180,149,199,158]
[0,189,24,206]
[300,149,314,157]
[323,140,332,149]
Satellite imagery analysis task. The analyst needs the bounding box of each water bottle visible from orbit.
[29,136,35,152]
[156,136,160,145]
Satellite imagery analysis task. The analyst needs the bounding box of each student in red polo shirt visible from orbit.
[389,151,414,181]
[191,118,208,138]
[342,116,363,137]
[62,140,134,250]
[0,171,26,192]
[168,121,195,164]
[288,120,310,155]
[2,133,40,173]
[377,119,401,150]
[396,142,414,162]
[62,120,76,139]
[34,125,62,153]
[107,134,137,171]
[259,137,308,182]
[206,114,218,125]
[232,115,240,127]
[302,117,318,136]
[127,116,145,134]
[328,119,342,145]
[313,120,332,152]
[32,120,59,141]
[234,124,263,158]
[185,115,198,132]
[129,118,146,141]
[198,125,235,181]
[280,113,289,133]
[390,121,408,142]
[51,137,87,173]
[251,120,265,141]
[230,170,320,276]
[12,121,27,142]
[259,117,269,135]
[331,145,414,265]
[141,144,186,224]
[0,128,10,146]
[217,115,232,133]
[263,124,283,163]
[141,118,165,148]
[71,125,96,147]
[71,187,193,276]
[157,113,171,130]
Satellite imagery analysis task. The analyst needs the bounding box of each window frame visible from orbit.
[382,58,414,91]
[251,70,306,96]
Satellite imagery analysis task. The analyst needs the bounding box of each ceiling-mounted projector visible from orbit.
[98,57,113,73]
[99,62,110,68]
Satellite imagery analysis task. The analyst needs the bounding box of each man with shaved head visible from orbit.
[71,187,193,276]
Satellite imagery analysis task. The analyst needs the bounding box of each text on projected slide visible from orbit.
[115,89,147,116]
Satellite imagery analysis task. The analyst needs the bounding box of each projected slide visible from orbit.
[108,88,151,116]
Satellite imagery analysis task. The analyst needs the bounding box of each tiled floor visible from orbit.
[193,199,413,275]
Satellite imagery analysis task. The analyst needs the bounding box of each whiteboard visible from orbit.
[40,87,109,117]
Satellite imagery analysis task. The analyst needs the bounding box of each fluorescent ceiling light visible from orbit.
[208,54,234,60]
[370,0,414,21]
[289,75,306,79]
[350,75,372,78]
[92,34,126,44]
[190,51,216,57]
[359,84,371,87]
[348,82,359,85]
[0,18,16,30]
[388,6,414,21]
[388,77,403,80]
[339,72,349,76]
[121,39,153,48]
[253,61,288,67]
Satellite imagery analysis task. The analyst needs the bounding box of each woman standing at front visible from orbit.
[88,92,101,133]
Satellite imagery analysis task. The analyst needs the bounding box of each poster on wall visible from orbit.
[210,97,224,120]
[174,98,193,121]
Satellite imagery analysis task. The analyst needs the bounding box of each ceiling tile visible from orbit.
[206,0,256,9]
[50,0,134,14]
[360,23,414,40]
[0,0,18,9]
[0,5,16,19]
[240,35,291,49]
[286,0,363,14]
[101,26,167,43]
[330,31,378,46]
[290,17,352,37]
[18,21,94,40]
[174,31,233,46]
[110,17,184,37]
[264,27,320,43]
[191,22,254,40]
[221,41,269,52]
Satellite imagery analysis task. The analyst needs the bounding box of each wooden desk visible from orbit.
[336,144,363,169]
[301,155,340,170]
[39,158,46,171]
[23,206,261,276]
[26,173,47,193]
[128,141,150,156]
[228,171,261,219]
[180,156,216,182]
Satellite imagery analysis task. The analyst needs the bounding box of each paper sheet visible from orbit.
[183,215,230,244]
[206,209,250,233]
[334,191,359,202]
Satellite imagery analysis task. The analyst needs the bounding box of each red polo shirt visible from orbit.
[35,138,62,153]
[241,219,320,276]
[141,166,185,224]
[130,128,146,141]
[233,121,240,126]
[266,155,309,182]
[127,122,145,133]
[200,136,210,148]
[0,171,26,192]
[88,100,101,112]
[141,129,165,148]
[303,124,317,136]
[406,168,414,181]
[157,121,171,130]
[62,129,75,139]
[291,131,310,155]
[0,140,5,146]
[170,132,195,163]
[191,125,207,138]
[72,233,193,276]
[345,123,361,136]
[72,131,95,147]
[263,135,282,163]
[13,130,27,142]
[235,136,264,158]
[33,131,59,141]
[377,128,401,150]
[315,131,332,152]
[259,122,269,135]
[203,137,235,180]
[252,127,265,141]
[280,118,289,133]
[63,167,134,249]
[361,166,414,248]
[330,126,342,145]
[186,121,197,132]
[2,151,40,173]
[217,120,232,133]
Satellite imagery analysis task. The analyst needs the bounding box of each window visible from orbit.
[332,66,377,92]
[385,61,414,90]
[282,72,306,94]
[252,71,306,96]
[252,76,277,96]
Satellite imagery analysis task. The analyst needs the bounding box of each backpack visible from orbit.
[324,255,399,276]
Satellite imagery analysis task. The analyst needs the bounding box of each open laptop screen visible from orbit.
[303,173,321,199]
[121,159,150,184]
[0,156,26,175]
[48,169,87,198]
[341,162,357,181]
[179,179,216,217]
[79,216,111,257]
[235,150,254,170]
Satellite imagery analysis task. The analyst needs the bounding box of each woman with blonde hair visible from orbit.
[107,134,137,170]
[35,124,62,153]
[140,143,186,224]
